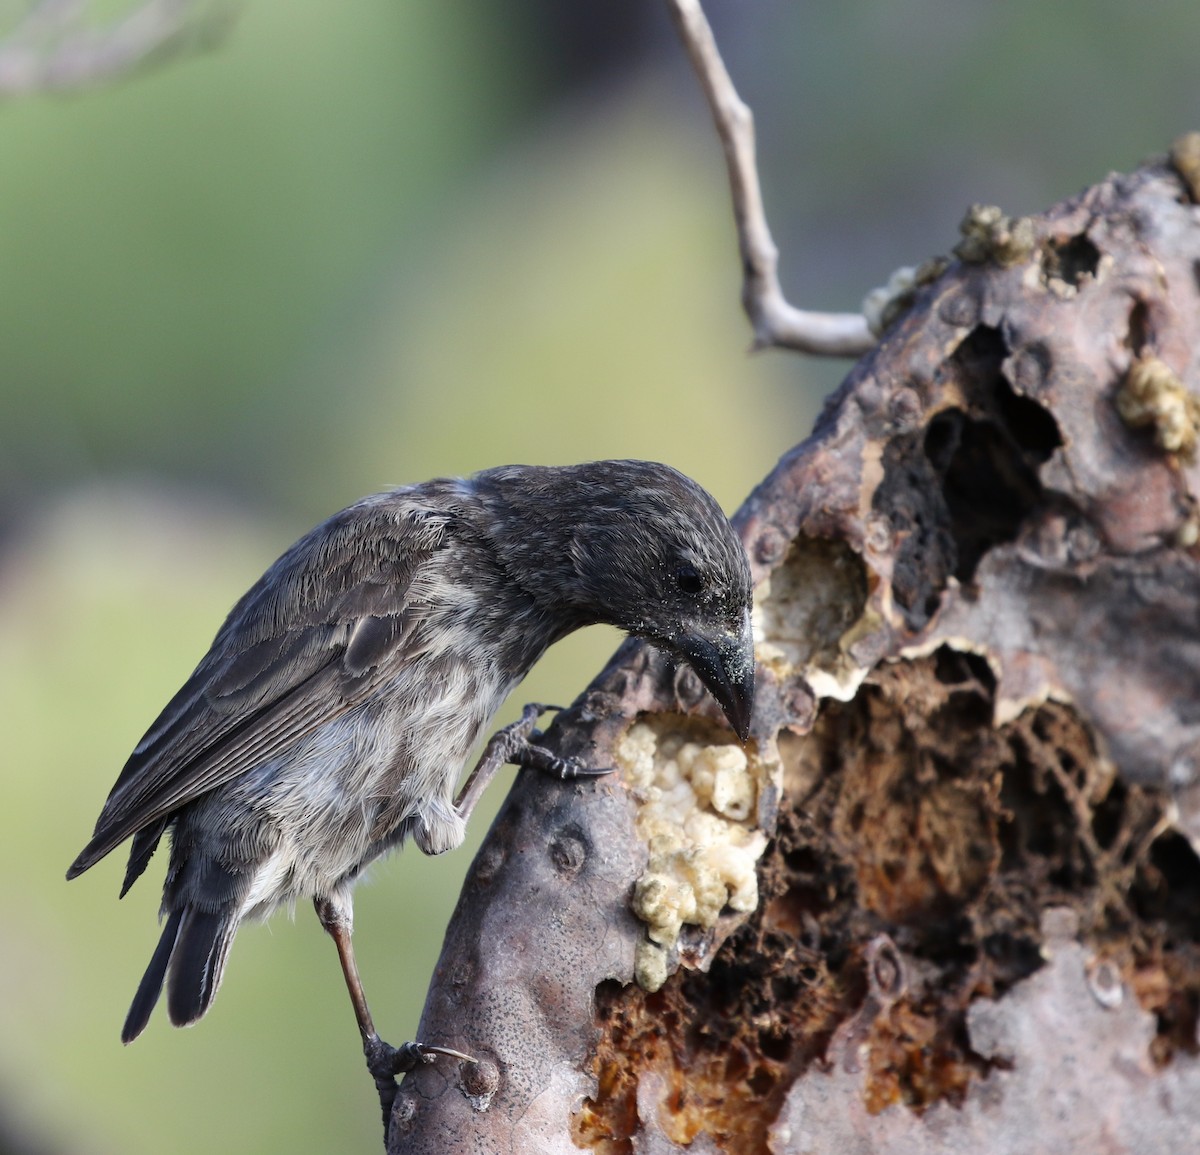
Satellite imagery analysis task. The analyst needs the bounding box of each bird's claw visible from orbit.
[415,1043,477,1064]
[551,756,615,781]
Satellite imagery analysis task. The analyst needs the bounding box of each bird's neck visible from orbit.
[467,474,598,635]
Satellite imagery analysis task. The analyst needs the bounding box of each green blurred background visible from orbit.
[1,1,1197,1151]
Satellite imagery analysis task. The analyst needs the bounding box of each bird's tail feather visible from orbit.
[121,906,238,1043]
[122,907,184,1044]
[167,908,237,1029]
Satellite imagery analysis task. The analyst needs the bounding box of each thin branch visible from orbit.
[665,0,874,357]
[0,0,231,96]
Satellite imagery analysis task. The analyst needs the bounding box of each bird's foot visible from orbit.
[363,1034,475,1125]
[455,705,612,827]
[365,1036,475,1079]
[501,704,613,781]
[511,738,612,781]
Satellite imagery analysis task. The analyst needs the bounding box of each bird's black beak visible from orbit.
[673,608,756,741]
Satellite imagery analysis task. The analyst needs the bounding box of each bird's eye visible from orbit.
[674,563,704,596]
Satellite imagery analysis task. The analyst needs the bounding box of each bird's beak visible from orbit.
[674,608,756,741]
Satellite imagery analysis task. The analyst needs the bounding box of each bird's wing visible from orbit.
[68,496,453,878]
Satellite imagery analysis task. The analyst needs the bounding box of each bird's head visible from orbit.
[476,461,756,740]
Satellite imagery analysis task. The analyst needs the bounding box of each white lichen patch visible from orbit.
[954,203,1036,267]
[1171,131,1200,202]
[618,720,769,991]
[863,258,952,337]
[634,940,669,993]
[862,265,917,338]
[1116,352,1200,459]
[754,535,873,702]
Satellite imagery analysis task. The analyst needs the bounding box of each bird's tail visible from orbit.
[122,906,238,1044]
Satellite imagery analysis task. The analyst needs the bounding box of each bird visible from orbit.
[67,459,755,1096]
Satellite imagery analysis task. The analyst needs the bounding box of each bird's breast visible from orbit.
[186,648,514,918]
[173,587,552,921]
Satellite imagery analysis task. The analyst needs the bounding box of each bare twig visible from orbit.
[665,0,874,357]
[0,0,231,96]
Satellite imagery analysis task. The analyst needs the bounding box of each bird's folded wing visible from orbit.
[68,500,449,877]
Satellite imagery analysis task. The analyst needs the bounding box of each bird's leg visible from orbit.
[454,703,613,824]
[314,896,472,1125]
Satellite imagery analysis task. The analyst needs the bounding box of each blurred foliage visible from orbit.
[1,0,1198,1152]
[0,0,530,518]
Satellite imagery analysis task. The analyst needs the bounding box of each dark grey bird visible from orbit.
[67,459,755,1094]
